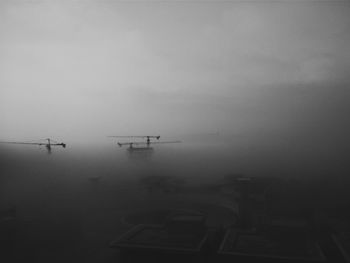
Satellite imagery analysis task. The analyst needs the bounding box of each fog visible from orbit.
[1,1,350,140]
[1,0,350,262]
[1,131,350,261]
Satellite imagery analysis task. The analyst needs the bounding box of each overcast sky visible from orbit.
[1,0,349,144]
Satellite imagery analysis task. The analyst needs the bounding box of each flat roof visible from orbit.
[268,217,308,228]
[169,214,205,221]
[110,224,209,253]
[333,232,350,263]
[218,229,326,262]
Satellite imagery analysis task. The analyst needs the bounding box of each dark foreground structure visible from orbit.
[110,176,350,263]
[111,211,224,263]
[218,226,326,263]
[111,217,350,263]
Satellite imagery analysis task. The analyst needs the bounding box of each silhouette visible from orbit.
[0,138,66,154]
[108,135,181,153]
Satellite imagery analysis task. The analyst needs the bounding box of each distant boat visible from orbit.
[127,146,155,152]
[108,135,180,153]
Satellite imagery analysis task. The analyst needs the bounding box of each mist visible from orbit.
[1,1,350,141]
[1,0,350,262]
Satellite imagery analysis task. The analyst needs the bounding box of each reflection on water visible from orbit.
[127,147,154,160]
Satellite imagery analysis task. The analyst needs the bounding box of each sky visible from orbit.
[0,0,349,146]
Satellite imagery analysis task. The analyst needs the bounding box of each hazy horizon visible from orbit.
[1,0,350,146]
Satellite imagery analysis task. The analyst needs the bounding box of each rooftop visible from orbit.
[110,224,209,253]
[218,228,326,263]
[333,232,350,263]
